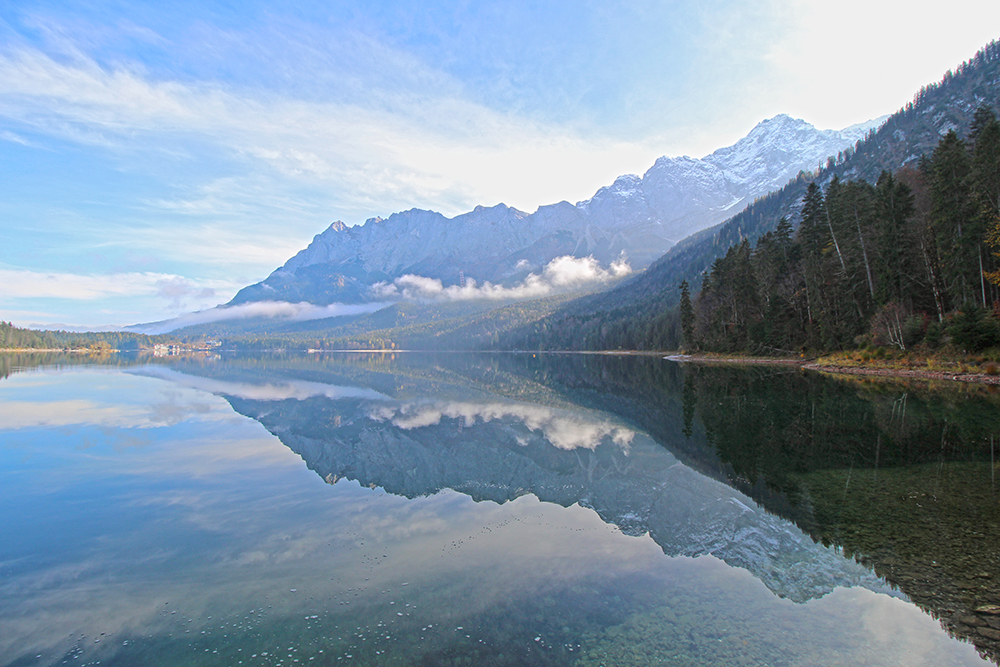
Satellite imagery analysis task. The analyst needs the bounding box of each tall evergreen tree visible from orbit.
[679,280,695,350]
[873,170,916,305]
[798,182,828,334]
[971,106,1000,305]
[798,182,828,256]
[929,130,978,306]
[986,216,1000,288]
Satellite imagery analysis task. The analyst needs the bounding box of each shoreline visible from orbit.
[0,348,102,353]
[802,363,1000,385]
[4,348,999,385]
[667,353,1000,385]
[664,354,808,366]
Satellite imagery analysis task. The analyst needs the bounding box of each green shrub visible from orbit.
[924,321,944,349]
[948,308,1000,352]
[902,314,927,349]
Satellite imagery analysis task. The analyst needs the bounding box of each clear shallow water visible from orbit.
[0,353,994,666]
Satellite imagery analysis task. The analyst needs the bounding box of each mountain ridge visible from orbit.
[228,114,878,308]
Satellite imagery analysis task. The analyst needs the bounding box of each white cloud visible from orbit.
[372,255,632,302]
[0,45,658,219]
[1,129,35,146]
[128,300,388,334]
[0,268,238,302]
[111,215,311,271]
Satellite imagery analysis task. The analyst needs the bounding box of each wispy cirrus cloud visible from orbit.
[0,129,36,146]
[0,268,238,301]
[0,43,657,220]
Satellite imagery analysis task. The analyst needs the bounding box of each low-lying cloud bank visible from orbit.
[371,255,631,301]
[128,255,629,335]
[128,301,388,335]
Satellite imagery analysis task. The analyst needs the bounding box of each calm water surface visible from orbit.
[1,352,997,666]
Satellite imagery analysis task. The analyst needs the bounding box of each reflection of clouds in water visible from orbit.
[797,587,988,667]
[854,589,973,663]
[0,398,227,431]
[147,387,216,425]
[370,401,635,451]
[0,584,175,664]
[0,371,235,431]
[133,367,391,402]
[0,375,301,481]
[0,490,644,665]
[115,432,304,480]
[0,400,155,430]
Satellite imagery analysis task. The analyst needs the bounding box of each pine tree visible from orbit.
[873,170,916,305]
[679,280,695,350]
[799,182,828,257]
[971,106,1000,305]
[986,216,1000,288]
[929,130,977,306]
[797,182,828,336]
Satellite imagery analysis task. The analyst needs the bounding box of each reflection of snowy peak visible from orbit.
[222,391,889,604]
[230,115,881,306]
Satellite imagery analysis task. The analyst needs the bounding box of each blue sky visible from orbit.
[2,1,999,328]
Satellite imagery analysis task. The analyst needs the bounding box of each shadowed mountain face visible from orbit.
[230,115,874,306]
[138,352,1000,663]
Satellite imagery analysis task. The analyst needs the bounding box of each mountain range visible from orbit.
[499,39,1000,352]
[149,40,1000,350]
[228,114,878,308]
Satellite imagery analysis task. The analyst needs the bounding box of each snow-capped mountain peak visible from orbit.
[230,114,884,306]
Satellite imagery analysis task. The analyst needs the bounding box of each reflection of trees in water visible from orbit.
[677,365,1000,664]
[0,350,151,381]
[460,354,1000,663]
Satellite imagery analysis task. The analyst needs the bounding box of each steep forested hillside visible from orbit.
[501,40,1000,352]
[689,118,1000,354]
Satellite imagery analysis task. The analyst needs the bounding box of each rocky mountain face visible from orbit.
[230,115,876,306]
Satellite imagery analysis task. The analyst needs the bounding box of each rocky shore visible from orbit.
[666,354,1000,385]
[803,363,1000,385]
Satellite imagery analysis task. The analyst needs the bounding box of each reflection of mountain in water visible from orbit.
[141,360,888,605]
[518,354,1000,665]
[138,351,1000,665]
[143,352,1000,662]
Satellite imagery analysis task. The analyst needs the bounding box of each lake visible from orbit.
[1,352,998,666]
